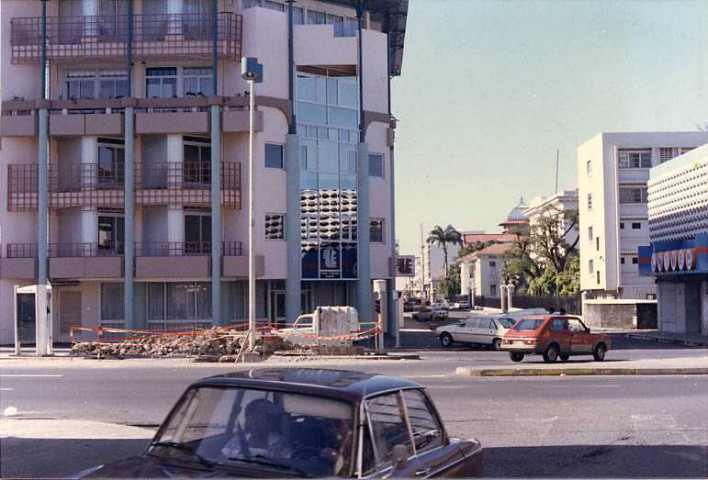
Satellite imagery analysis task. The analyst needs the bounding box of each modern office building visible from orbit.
[0,0,407,344]
[577,132,708,300]
[638,144,708,336]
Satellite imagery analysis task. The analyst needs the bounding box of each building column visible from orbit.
[124,104,135,328]
[210,102,222,325]
[357,142,372,323]
[285,134,301,324]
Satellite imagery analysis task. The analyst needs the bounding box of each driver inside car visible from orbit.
[221,398,292,459]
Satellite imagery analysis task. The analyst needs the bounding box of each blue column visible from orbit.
[123,104,135,327]
[357,142,371,323]
[285,134,301,324]
[211,102,222,325]
[37,108,48,286]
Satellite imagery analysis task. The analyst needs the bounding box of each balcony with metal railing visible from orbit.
[0,241,249,280]
[10,13,242,64]
[7,161,241,211]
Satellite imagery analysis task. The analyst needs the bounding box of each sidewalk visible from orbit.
[620,330,708,347]
[456,355,708,377]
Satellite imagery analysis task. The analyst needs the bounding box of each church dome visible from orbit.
[506,198,528,222]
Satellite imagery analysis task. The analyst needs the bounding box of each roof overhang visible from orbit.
[323,0,409,76]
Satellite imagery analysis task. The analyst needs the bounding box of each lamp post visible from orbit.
[241,57,263,351]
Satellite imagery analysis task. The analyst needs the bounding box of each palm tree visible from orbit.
[427,225,463,277]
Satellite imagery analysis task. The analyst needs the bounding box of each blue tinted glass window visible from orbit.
[297,76,316,102]
[328,106,358,128]
[265,143,283,169]
[338,81,358,108]
[318,141,339,173]
[369,154,384,178]
[297,102,327,124]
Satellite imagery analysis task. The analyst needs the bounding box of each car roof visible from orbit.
[192,368,422,401]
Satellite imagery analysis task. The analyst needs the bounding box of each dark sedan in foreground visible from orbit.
[77,368,483,478]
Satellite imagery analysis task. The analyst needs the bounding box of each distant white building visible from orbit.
[577,132,708,300]
[459,243,512,298]
[523,190,580,253]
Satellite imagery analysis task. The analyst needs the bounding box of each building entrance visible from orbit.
[685,282,702,334]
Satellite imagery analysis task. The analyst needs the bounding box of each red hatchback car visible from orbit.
[501,315,611,363]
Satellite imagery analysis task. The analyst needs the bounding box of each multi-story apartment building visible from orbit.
[639,144,708,336]
[0,0,407,344]
[577,132,708,300]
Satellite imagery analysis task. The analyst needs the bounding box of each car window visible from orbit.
[550,319,569,331]
[567,318,586,333]
[465,318,479,329]
[365,393,413,470]
[514,319,545,331]
[497,318,515,329]
[402,390,444,453]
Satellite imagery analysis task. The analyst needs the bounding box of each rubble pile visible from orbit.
[71,328,294,361]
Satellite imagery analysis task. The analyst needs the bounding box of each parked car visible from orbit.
[436,316,517,349]
[501,315,611,363]
[430,300,450,310]
[76,368,484,478]
[457,300,470,310]
[412,307,449,322]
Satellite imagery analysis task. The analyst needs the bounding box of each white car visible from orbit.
[436,315,517,350]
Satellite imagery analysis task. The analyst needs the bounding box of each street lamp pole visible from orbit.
[248,76,256,350]
[241,58,263,352]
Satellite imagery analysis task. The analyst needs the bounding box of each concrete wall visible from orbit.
[583,300,657,329]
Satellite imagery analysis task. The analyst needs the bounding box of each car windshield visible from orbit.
[514,319,545,331]
[151,386,354,477]
[497,318,516,329]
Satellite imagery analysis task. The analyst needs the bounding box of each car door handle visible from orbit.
[415,467,432,477]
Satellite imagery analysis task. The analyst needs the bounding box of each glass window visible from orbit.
[489,261,496,268]
[632,222,641,229]
[183,67,213,97]
[586,159,592,176]
[154,386,353,478]
[338,80,358,108]
[366,393,412,469]
[98,215,124,254]
[184,214,211,254]
[101,283,124,320]
[297,76,317,102]
[264,0,285,11]
[567,319,586,333]
[370,219,384,243]
[265,214,285,240]
[550,319,568,331]
[307,10,326,24]
[619,187,648,204]
[265,144,284,169]
[243,0,260,8]
[328,106,358,128]
[618,150,652,168]
[514,319,545,331]
[297,102,327,124]
[369,153,384,178]
[402,390,444,453]
[146,68,178,98]
[619,222,625,230]
[292,6,304,24]
[587,193,592,210]
[489,284,496,296]
[497,318,515,329]
[632,257,639,264]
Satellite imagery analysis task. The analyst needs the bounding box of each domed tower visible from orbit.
[499,197,530,233]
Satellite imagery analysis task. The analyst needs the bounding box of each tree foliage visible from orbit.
[503,207,580,296]
[427,224,463,277]
[438,263,461,299]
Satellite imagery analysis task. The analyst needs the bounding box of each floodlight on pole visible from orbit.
[241,57,263,351]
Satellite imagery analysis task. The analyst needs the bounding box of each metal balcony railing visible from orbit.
[4,241,241,259]
[48,242,124,258]
[136,241,242,257]
[10,13,242,64]
[7,244,38,259]
[7,162,240,211]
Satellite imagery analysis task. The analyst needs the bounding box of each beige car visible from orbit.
[436,315,517,349]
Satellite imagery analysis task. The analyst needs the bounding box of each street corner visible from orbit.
[454,364,708,377]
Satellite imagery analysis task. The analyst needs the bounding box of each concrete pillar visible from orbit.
[701,280,708,335]
[500,284,507,312]
[37,107,50,356]
[357,143,372,324]
[507,283,515,311]
[166,134,183,188]
[167,206,184,243]
[581,291,588,318]
[124,106,135,328]
[210,104,222,325]
[373,279,386,353]
[285,134,301,324]
[81,207,98,244]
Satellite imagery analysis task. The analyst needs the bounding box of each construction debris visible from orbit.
[70,328,294,361]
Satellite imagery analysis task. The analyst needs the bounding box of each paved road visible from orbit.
[2,347,707,478]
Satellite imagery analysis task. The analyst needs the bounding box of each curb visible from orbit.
[270,353,421,361]
[623,333,708,348]
[455,366,708,377]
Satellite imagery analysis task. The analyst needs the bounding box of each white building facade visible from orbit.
[638,144,708,336]
[577,132,708,300]
[0,0,407,344]
[523,190,579,251]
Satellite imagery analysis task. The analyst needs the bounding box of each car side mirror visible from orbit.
[392,444,408,470]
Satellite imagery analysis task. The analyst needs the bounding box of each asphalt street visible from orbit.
[2,338,708,478]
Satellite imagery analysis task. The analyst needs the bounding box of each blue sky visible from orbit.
[392,0,708,254]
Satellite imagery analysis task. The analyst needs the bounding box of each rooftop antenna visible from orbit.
[555,149,560,193]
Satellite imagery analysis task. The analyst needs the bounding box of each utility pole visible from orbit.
[555,149,560,193]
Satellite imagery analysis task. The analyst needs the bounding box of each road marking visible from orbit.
[0,388,14,391]
[0,374,63,378]
[404,374,448,379]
